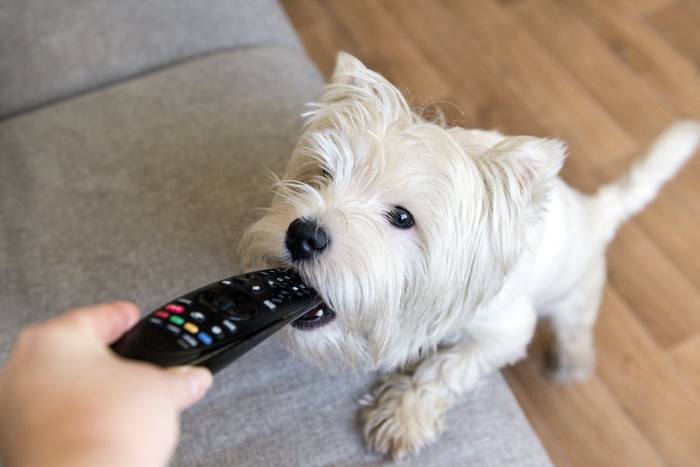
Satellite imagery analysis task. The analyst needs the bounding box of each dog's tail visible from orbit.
[593,120,700,242]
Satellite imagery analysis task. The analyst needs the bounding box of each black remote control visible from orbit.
[111,268,322,373]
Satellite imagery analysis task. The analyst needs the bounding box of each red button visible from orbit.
[154,311,169,319]
[165,304,185,314]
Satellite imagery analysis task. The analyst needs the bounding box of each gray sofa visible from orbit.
[0,1,552,465]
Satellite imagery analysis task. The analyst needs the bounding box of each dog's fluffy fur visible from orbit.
[240,53,700,459]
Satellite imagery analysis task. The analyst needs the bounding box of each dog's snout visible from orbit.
[285,218,329,261]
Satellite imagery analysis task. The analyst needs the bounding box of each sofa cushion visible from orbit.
[0,0,301,119]
[0,46,318,323]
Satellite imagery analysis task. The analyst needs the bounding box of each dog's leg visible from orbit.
[361,296,536,459]
[544,258,606,383]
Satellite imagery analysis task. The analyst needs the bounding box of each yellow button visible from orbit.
[184,323,199,334]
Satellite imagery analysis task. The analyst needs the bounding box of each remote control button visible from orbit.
[197,332,213,345]
[148,317,164,326]
[248,283,263,294]
[198,289,238,314]
[210,325,224,337]
[215,298,236,313]
[176,298,193,306]
[166,304,185,314]
[221,319,237,333]
[181,334,198,348]
[220,279,233,286]
[198,286,258,320]
[277,297,290,304]
[166,324,182,335]
[154,311,169,319]
[169,315,185,326]
[189,311,206,323]
[263,300,276,311]
[176,338,192,350]
[184,322,199,334]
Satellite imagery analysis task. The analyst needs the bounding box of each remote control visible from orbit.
[111,268,323,373]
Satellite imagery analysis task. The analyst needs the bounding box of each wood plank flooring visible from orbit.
[279,1,700,465]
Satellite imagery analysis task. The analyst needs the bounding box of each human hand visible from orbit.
[0,302,213,467]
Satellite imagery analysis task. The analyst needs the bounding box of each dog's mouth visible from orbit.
[291,302,336,330]
[276,263,336,330]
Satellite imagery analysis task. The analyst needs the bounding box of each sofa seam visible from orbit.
[0,42,308,123]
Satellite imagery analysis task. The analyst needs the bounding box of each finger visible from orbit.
[163,366,214,410]
[63,302,141,344]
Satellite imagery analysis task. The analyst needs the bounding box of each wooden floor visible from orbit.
[280,0,700,465]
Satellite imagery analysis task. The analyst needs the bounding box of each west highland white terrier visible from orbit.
[240,53,700,459]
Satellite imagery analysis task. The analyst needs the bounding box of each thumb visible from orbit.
[163,366,213,410]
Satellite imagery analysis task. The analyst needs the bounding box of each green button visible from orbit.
[169,315,185,325]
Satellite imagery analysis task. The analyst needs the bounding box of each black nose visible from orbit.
[285,218,329,261]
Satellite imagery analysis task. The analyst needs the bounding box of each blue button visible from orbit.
[197,332,213,345]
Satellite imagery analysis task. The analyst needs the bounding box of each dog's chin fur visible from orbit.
[240,52,700,459]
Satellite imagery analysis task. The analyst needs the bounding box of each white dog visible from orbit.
[240,53,700,459]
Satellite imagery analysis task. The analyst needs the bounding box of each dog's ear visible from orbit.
[486,136,566,209]
[306,53,412,124]
[473,136,566,282]
[330,52,373,88]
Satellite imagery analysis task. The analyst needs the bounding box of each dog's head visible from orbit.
[240,53,564,372]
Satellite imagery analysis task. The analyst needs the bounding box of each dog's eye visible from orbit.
[386,206,415,229]
[321,168,332,179]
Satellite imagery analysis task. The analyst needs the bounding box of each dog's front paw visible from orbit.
[360,373,453,460]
